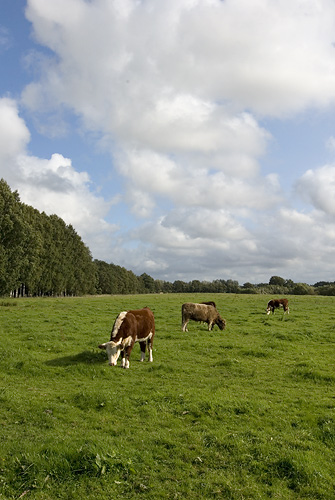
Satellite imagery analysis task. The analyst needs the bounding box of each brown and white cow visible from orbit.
[98,307,155,369]
[182,302,226,332]
[266,298,289,315]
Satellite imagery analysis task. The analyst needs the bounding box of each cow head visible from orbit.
[98,340,122,366]
[216,317,226,330]
[266,300,272,314]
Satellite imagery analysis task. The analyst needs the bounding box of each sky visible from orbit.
[1,0,335,285]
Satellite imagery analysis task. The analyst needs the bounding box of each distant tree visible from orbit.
[172,280,187,293]
[19,203,44,296]
[66,224,95,295]
[314,281,330,288]
[161,280,173,293]
[241,282,257,294]
[0,180,96,297]
[189,280,201,292]
[292,283,315,295]
[243,282,254,289]
[284,279,295,290]
[212,280,228,293]
[140,273,156,293]
[95,260,113,294]
[226,279,239,293]
[0,180,27,295]
[269,276,286,286]
[316,284,335,296]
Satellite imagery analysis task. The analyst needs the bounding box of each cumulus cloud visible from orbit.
[0,97,117,258]
[2,0,335,283]
[295,165,335,216]
[24,0,335,120]
[0,98,30,164]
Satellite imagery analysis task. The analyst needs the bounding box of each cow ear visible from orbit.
[98,343,107,350]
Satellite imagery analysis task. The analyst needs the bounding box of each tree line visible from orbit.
[1,178,335,297]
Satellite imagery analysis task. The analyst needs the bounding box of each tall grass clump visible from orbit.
[1,293,335,499]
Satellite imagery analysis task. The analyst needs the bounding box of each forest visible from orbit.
[1,178,335,297]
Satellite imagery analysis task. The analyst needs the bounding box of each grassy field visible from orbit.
[1,293,335,499]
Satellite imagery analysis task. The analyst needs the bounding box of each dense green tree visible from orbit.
[18,203,44,296]
[226,279,239,293]
[316,284,335,296]
[140,273,156,293]
[0,180,97,296]
[269,276,286,286]
[292,283,315,295]
[95,260,113,294]
[172,280,187,293]
[0,180,27,295]
[4,179,335,298]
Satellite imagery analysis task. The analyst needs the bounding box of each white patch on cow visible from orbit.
[105,340,122,366]
[111,311,127,338]
[148,346,153,362]
[122,335,133,348]
[103,339,122,364]
[124,359,130,369]
[121,357,126,368]
[138,331,153,343]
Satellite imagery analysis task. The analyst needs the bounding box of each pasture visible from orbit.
[0,293,335,499]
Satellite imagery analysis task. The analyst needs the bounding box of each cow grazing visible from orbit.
[266,298,289,315]
[182,302,226,332]
[98,307,155,369]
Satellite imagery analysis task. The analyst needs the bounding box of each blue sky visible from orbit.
[2,0,335,284]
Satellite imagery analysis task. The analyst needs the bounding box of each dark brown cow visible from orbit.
[98,307,155,369]
[182,302,226,332]
[266,298,289,315]
[201,301,216,308]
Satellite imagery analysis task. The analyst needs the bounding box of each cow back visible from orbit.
[128,307,155,338]
[111,307,155,341]
[182,302,216,321]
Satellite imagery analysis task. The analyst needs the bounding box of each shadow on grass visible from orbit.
[45,350,106,367]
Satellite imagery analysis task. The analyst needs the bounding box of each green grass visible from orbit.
[1,293,335,499]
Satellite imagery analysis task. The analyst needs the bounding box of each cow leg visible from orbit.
[148,337,153,362]
[182,320,189,332]
[139,341,146,362]
[120,351,126,368]
[123,342,134,369]
[208,321,213,331]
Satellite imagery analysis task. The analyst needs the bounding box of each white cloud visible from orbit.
[0,97,117,258]
[24,0,335,124]
[295,165,335,216]
[0,98,30,164]
[4,0,335,283]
